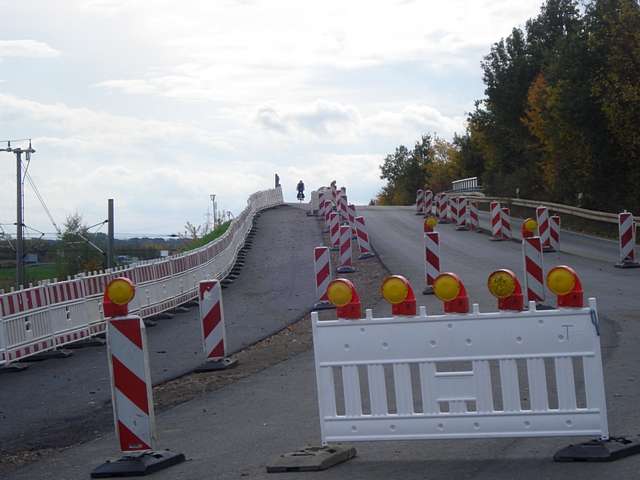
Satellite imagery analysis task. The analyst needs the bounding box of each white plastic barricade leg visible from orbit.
[329,212,340,251]
[423,232,440,295]
[416,189,424,215]
[312,299,608,445]
[313,247,334,310]
[195,280,237,371]
[522,236,545,303]
[337,226,355,273]
[616,211,639,268]
[490,201,502,240]
[550,215,560,251]
[536,206,553,251]
[354,216,375,259]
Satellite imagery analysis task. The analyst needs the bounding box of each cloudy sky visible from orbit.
[0,0,544,237]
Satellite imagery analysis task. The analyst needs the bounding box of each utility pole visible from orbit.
[11,141,35,288]
[107,199,114,269]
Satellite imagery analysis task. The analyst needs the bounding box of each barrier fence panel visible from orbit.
[312,299,607,444]
[0,186,284,366]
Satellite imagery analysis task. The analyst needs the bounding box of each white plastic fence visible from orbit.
[0,187,283,365]
[312,299,607,444]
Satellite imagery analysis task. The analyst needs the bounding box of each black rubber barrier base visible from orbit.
[313,301,336,311]
[615,262,640,269]
[266,445,356,473]
[554,436,640,462]
[91,450,185,478]
[65,337,107,349]
[422,286,434,295]
[194,357,238,373]
[28,349,73,361]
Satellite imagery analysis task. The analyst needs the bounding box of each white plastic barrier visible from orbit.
[312,299,607,444]
[0,186,283,365]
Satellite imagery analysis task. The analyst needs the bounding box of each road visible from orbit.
[6,204,640,480]
[0,204,321,456]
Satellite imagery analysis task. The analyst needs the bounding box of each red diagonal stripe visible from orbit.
[110,319,143,349]
[117,420,151,452]
[621,228,632,246]
[525,257,543,281]
[426,250,440,270]
[315,248,326,261]
[316,264,330,285]
[112,355,149,414]
[209,339,224,359]
[202,302,222,339]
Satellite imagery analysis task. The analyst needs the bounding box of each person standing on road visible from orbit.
[296,180,305,201]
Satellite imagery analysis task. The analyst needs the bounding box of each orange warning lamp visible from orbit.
[327,278,362,319]
[521,218,538,239]
[487,269,523,311]
[103,277,136,317]
[424,216,438,233]
[381,275,416,316]
[433,273,469,313]
[546,265,583,308]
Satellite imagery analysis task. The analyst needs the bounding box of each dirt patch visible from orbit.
[0,213,390,474]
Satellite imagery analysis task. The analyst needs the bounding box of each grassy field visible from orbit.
[182,221,231,251]
[0,264,58,291]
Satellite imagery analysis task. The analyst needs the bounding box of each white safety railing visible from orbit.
[312,299,607,444]
[451,177,481,193]
[0,186,283,366]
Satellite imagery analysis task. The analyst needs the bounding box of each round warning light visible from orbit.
[327,279,354,307]
[106,278,135,305]
[546,266,576,296]
[487,269,517,299]
[523,218,538,233]
[381,276,409,304]
[425,217,438,229]
[433,273,461,302]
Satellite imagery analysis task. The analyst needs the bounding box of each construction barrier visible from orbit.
[456,197,468,231]
[347,204,357,238]
[311,272,609,456]
[337,226,355,273]
[437,194,448,223]
[329,212,340,251]
[313,247,333,309]
[354,216,375,259]
[424,189,433,216]
[522,237,545,303]
[536,206,554,252]
[423,232,440,295]
[550,215,561,251]
[490,201,503,240]
[501,207,512,240]
[0,187,283,367]
[616,211,639,268]
[416,189,424,215]
[323,200,332,233]
[468,200,479,232]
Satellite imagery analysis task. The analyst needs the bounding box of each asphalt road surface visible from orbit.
[6,205,640,480]
[0,204,321,456]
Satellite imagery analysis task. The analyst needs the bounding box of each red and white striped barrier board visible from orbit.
[46,279,84,305]
[324,200,333,233]
[536,206,553,251]
[339,194,349,223]
[416,189,424,215]
[446,196,454,223]
[437,194,447,222]
[456,197,468,230]
[490,201,502,239]
[0,285,47,317]
[423,232,440,294]
[550,215,560,251]
[347,204,357,238]
[313,247,332,309]
[424,190,433,216]
[337,225,355,273]
[199,280,227,360]
[468,200,480,231]
[501,207,512,239]
[617,211,639,267]
[318,192,326,219]
[329,212,340,250]
[107,315,156,452]
[522,236,545,303]
[354,216,375,259]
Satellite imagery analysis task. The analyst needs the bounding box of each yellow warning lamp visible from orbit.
[521,218,538,239]
[546,265,583,308]
[327,278,362,319]
[103,277,136,317]
[487,269,523,311]
[424,216,438,233]
[433,272,469,314]
[381,275,416,316]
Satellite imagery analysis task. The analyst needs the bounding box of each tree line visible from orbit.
[377,0,640,214]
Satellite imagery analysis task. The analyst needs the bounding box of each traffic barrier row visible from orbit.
[0,186,283,366]
[311,268,609,461]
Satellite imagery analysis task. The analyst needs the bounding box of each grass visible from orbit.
[182,221,232,251]
[0,263,58,291]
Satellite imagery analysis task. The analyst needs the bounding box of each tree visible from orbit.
[57,213,104,278]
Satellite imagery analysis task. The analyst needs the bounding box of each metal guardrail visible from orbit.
[451,177,482,193]
[456,193,639,225]
[0,186,284,366]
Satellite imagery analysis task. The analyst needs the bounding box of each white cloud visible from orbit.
[0,40,60,58]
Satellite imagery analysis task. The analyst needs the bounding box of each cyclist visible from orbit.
[296,180,305,201]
